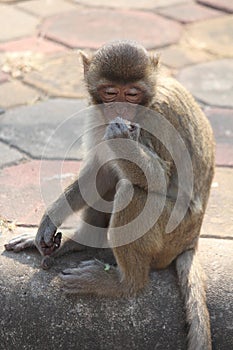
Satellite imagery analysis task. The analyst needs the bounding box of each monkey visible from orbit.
[5,40,215,350]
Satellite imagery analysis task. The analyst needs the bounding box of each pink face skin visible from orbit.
[98,84,144,104]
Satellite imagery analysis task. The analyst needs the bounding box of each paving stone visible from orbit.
[0,80,41,108]
[197,0,233,14]
[160,44,213,68]
[0,142,24,168]
[201,168,233,239]
[157,2,221,23]
[0,0,25,2]
[182,15,233,57]
[0,98,87,159]
[17,0,77,17]
[0,5,39,42]
[177,59,233,108]
[204,107,233,146]
[0,36,67,54]
[40,9,182,49]
[215,144,233,167]
[0,160,81,225]
[0,71,9,83]
[23,52,86,98]
[203,107,233,166]
[70,0,188,9]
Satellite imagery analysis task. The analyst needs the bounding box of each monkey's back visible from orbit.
[148,76,215,268]
[152,75,215,205]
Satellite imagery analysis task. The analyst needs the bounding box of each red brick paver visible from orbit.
[40,9,182,49]
[0,36,67,54]
[0,160,81,225]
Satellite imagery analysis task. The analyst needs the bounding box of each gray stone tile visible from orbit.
[0,142,24,168]
[0,98,87,159]
[177,59,233,108]
[204,107,233,166]
[39,9,182,49]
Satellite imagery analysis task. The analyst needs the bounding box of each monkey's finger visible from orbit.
[5,240,34,252]
[5,233,34,245]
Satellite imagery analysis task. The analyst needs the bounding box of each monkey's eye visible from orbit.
[125,88,142,103]
[102,88,118,101]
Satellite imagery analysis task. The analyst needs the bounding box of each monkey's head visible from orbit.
[80,40,159,106]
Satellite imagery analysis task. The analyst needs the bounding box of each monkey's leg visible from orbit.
[176,249,212,350]
[60,185,151,297]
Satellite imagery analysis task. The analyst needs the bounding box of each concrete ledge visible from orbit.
[0,234,232,350]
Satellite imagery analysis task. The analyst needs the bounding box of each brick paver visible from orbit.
[0,71,9,84]
[0,80,40,108]
[0,160,81,225]
[178,59,233,108]
[0,36,67,54]
[157,2,221,24]
[17,0,77,17]
[40,9,182,49]
[23,53,86,98]
[197,0,233,13]
[202,168,233,238]
[0,4,39,42]
[0,98,87,158]
[71,0,189,9]
[204,107,233,166]
[182,15,233,57]
[160,44,213,68]
[0,142,24,168]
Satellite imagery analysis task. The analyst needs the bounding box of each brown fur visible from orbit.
[5,40,214,350]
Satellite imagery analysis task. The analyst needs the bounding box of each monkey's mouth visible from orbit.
[103,102,138,122]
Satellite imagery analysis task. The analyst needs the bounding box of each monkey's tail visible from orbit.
[176,249,212,350]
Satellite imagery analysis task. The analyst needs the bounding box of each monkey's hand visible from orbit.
[35,215,62,256]
[104,116,140,142]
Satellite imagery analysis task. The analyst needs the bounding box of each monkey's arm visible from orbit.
[35,155,111,256]
[103,117,171,193]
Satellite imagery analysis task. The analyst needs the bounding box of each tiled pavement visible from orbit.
[0,1,232,347]
[0,0,232,232]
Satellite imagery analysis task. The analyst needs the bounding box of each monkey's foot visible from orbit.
[60,259,116,295]
[4,233,35,252]
[104,116,140,141]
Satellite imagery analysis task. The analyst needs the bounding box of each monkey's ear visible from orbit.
[79,50,92,76]
[150,53,160,68]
